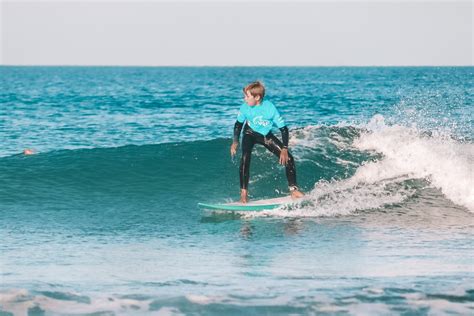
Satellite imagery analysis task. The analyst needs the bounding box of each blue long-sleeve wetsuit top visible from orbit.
[236,100,286,136]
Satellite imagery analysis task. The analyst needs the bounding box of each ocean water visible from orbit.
[0,66,473,315]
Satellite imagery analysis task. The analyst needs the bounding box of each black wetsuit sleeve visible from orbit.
[233,121,244,143]
[279,126,289,148]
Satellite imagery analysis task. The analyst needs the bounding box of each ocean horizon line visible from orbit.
[1,64,473,68]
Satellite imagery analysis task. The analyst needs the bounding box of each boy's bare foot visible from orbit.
[291,190,304,199]
[290,187,304,199]
[240,189,248,203]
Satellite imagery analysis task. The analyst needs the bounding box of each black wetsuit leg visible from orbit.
[256,132,297,188]
[240,130,255,190]
[239,125,297,190]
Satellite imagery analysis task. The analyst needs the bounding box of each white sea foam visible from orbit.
[245,115,473,218]
[355,115,474,212]
[0,289,152,315]
[243,173,414,219]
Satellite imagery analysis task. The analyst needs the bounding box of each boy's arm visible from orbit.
[233,121,244,143]
[279,126,289,149]
[234,104,246,143]
[231,121,244,157]
[272,106,288,148]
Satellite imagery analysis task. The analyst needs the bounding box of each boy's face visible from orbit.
[244,90,261,106]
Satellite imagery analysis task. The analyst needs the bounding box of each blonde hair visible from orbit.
[243,81,265,100]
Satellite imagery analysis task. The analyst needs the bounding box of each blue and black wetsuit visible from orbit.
[233,100,298,191]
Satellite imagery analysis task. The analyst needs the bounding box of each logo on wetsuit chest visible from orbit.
[252,116,271,127]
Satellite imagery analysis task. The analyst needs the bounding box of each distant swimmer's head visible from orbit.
[23,148,36,155]
[243,81,265,106]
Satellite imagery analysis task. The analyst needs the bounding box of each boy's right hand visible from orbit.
[230,142,239,157]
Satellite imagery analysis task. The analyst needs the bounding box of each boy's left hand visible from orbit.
[279,148,289,165]
[230,142,239,157]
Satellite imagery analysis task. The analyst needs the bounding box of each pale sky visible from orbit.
[1,0,472,66]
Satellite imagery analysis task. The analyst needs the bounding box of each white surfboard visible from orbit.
[198,196,297,211]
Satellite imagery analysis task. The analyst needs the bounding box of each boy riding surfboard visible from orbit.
[230,81,304,203]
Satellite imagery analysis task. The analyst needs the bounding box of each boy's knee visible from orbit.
[240,153,250,165]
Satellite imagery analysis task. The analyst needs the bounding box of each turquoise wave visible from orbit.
[0,126,372,208]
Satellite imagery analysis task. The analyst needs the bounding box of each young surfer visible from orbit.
[230,81,304,203]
